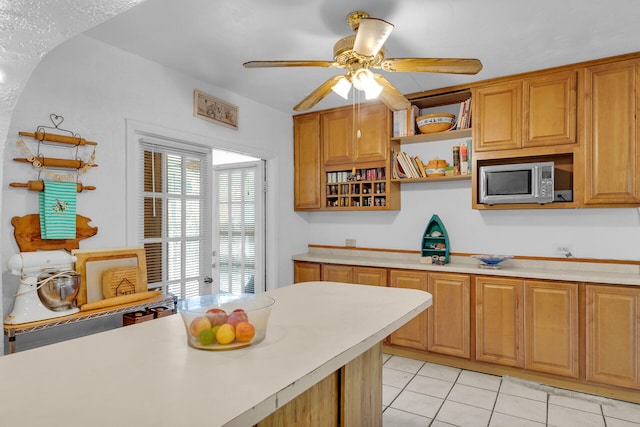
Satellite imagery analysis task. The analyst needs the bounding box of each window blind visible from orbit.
[215,163,261,293]
[139,138,211,299]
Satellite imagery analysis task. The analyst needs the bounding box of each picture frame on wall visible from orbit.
[193,89,239,130]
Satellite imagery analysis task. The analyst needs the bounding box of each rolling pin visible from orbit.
[19,131,98,146]
[10,181,96,192]
[80,290,162,311]
[14,157,98,169]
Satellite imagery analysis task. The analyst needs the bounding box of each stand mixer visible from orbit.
[5,250,81,324]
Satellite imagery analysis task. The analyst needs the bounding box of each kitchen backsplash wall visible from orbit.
[308,179,640,261]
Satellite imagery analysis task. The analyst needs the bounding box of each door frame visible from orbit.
[125,119,278,292]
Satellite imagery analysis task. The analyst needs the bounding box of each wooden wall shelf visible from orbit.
[392,175,470,184]
[391,128,472,145]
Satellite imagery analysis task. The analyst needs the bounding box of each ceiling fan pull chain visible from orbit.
[353,90,362,139]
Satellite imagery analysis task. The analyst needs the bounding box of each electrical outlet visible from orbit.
[345,239,356,247]
[554,190,573,202]
[553,243,572,256]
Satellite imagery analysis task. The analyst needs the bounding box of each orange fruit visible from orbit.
[235,321,255,343]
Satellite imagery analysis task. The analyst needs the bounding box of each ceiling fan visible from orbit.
[243,11,483,112]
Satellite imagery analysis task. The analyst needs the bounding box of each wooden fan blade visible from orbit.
[381,58,483,74]
[243,60,339,68]
[353,18,394,57]
[373,74,411,111]
[294,75,344,112]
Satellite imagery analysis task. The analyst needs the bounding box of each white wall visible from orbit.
[308,136,640,261]
[2,34,311,322]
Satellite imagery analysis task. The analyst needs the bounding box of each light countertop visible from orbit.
[293,247,640,286]
[0,281,431,426]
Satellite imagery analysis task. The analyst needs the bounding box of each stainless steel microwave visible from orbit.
[479,161,554,205]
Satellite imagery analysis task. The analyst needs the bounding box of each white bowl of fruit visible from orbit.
[178,293,275,350]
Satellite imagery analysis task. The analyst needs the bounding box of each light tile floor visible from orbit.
[382,354,640,427]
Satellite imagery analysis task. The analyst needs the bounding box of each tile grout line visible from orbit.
[382,357,426,416]
[428,367,463,426]
[546,390,550,426]
[485,376,505,427]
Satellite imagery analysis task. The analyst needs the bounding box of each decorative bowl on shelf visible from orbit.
[470,255,514,269]
[178,293,274,351]
[416,113,456,134]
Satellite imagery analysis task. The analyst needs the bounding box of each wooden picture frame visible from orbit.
[72,247,148,306]
[194,89,239,129]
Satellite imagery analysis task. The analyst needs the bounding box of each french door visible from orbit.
[213,160,265,294]
[139,138,212,299]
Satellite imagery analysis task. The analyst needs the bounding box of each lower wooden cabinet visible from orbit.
[353,266,387,287]
[293,259,640,396]
[321,264,387,286]
[293,261,321,283]
[388,269,429,351]
[524,280,579,378]
[476,277,579,375]
[586,284,640,389]
[322,263,353,283]
[427,272,470,359]
[475,276,524,367]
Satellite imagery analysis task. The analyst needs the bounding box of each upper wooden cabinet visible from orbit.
[523,71,578,147]
[583,59,640,205]
[293,114,321,210]
[293,102,397,211]
[473,70,577,152]
[322,103,389,166]
[473,81,522,151]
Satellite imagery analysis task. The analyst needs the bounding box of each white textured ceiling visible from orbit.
[84,0,640,114]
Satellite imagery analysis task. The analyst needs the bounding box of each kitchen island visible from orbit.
[0,281,431,426]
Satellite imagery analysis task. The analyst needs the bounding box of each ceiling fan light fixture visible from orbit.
[364,79,383,99]
[351,68,382,99]
[331,76,352,99]
[351,68,371,91]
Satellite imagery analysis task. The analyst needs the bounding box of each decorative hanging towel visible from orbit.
[39,180,77,239]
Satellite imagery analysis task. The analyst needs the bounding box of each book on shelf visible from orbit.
[455,98,472,130]
[402,151,421,178]
[459,139,472,175]
[392,151,406,179]
[393,150,426,179]
[414,155,427,178]
[393,105,419,137]
[396,151,413,177]
[408,104,419,136]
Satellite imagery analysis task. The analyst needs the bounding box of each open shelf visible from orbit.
[392,175,471,184]
[325,167,389,209]
[391,128,472,145]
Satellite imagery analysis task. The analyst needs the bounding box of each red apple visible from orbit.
[227,309,248,327]
[205,308,228,326]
